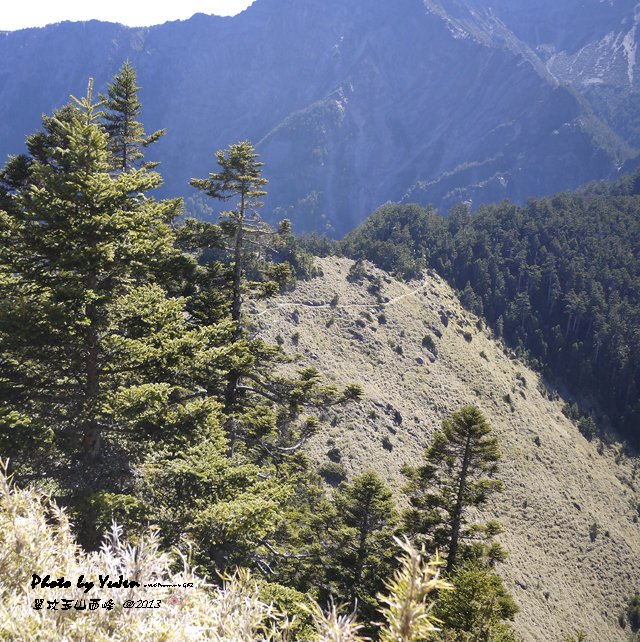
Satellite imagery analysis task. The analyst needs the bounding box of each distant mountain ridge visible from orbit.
[0,0,638,234]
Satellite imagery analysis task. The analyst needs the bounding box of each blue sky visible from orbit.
[0,1,255,30]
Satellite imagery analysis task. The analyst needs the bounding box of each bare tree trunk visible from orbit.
[447,431,473,572]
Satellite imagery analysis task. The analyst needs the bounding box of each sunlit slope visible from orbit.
[252,257,640,642]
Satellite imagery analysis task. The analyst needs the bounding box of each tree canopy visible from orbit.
[343,183,640,447]
[403,406,504,572]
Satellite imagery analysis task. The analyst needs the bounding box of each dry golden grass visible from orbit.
[252,257,640,642]
[0,463,450,641]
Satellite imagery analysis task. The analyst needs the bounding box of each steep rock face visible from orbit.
[258,0,620,232]
[251,257,640,642]
[0,0,636,233]
[427,0,640,146]
[458,0,635,52]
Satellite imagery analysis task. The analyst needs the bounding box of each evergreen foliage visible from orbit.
[433,564,521,642]
[0,465,459,641]
[342,180,640,446]
[0,81,189,545]
[0,64,528,641]
[320,471,399,627]
[628,593,640,632]
[403,406,504,572]
[0,75,361,585]
[101,61,165,170]
[191,141,270,337]
[186,142,362,471]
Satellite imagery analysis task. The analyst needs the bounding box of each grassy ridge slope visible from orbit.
[252,257,640,642]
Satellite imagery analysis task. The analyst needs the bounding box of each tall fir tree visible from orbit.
[321,471,399,629]
[403,406,504,572]
[0,77,361,583]
[101,61,165,170]
[188,142,356,457]
[0,81,229,546]
[191,142,270,429]
[190,140,270,340]
[184,141,363,578]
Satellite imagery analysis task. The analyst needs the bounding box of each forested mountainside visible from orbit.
[342,169,640,448]
[0,67,533,641]
[1,0,639,234]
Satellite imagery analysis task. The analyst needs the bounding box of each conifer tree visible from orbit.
[101,61,165,170]
[190,140,270,338]
[188,142,361,462]
[0,82,222,545]
[191,141,271,424]
[433,564,521,642]
[0,104,79,210]
[0,81,361,578]
[403,406,504,572]
[321,471,399,627]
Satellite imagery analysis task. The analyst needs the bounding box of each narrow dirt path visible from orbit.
[253,279,430,318]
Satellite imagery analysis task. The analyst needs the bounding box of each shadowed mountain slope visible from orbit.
[0,0,638,233]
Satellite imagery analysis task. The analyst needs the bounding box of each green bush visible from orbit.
[327,446,342,462]
[347,259,367,283]
[433,564,520,642]
[578,416,597,441]
[319,461,347,485]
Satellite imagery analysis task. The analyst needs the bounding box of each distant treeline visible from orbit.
[342,171,640,447]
